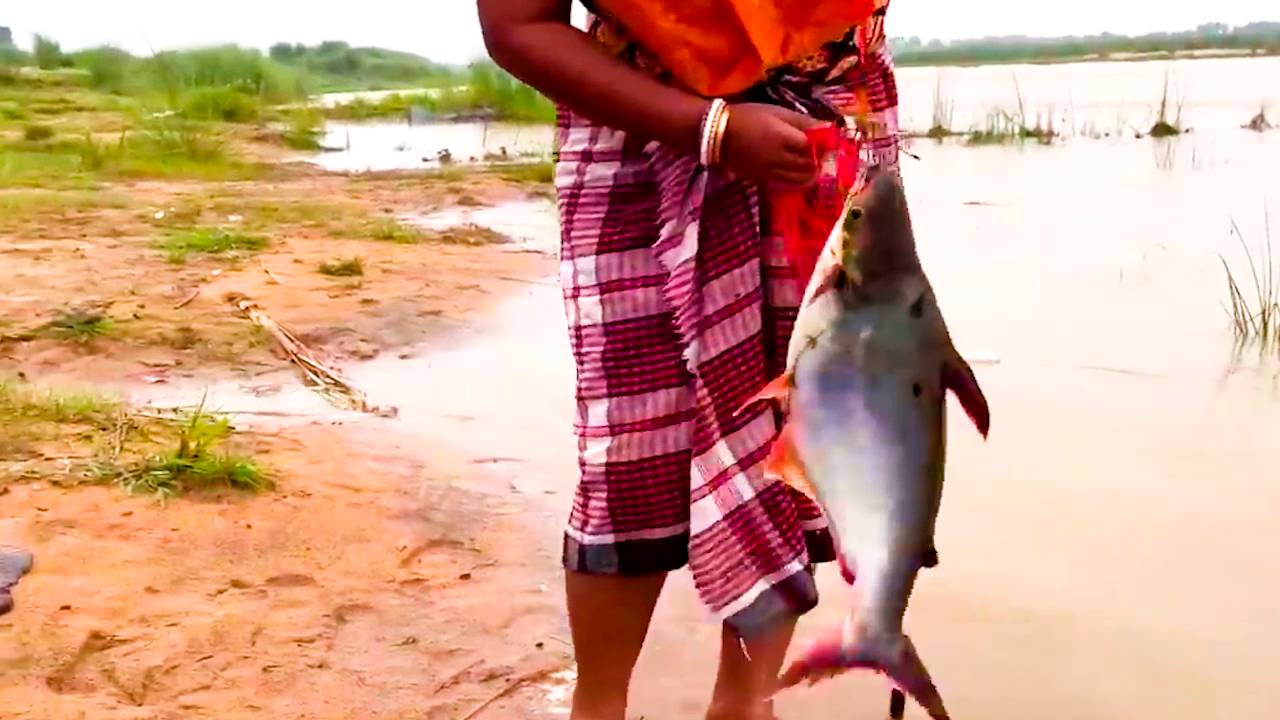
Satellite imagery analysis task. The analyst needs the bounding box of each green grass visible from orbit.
[38,308,117,343]
[179,86,261,122]
[318,256,364,277]
[1,377,271,495]
[497,160,554,184]
[967,111,1057,145]
[0,189,130,219]
[367,219,424,244]
[112,402,271,498]
[1221,213,1278,351]
[325,61,554,123]
[1,118,254,188]
[280,107,325,150]
[22,124,55,142]
[0,376,121,425]
[160,228,268,263]
[0,102,29,121]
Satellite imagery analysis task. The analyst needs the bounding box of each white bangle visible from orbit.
[700,98,727,168]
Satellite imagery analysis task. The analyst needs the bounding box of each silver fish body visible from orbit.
[771,170,988,719]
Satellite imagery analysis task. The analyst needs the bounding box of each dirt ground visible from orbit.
[0,160,568,718]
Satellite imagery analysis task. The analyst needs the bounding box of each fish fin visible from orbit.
[765,422,817,501]
[942,357,990,438]
[778,625,949,720]
[736,372,793,416]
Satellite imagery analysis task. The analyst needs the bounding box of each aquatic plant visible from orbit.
[927,74,956,139]
[280,107,325,150]
[1244,105,1273,132]
[1220,212,1278,351]
[1149,68,1185,137]
[964,73,1056,145]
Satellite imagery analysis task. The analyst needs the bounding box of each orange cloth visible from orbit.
[591,0,882,96]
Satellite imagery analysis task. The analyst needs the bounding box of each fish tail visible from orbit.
[778,624,949,720]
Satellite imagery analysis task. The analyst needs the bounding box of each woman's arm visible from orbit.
[477,0,818,186]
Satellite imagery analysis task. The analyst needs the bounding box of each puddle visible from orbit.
[308,120,553,173]
[401,199,560,253]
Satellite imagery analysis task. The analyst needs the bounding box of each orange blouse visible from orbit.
[589,0,885,96]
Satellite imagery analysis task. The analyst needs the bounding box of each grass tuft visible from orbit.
[1149,68,1186,138]
[367,219,424,244]
[318,256,364,277]
[0,377,120,425]
[280,107,325,150]
[430,224,507,246]
[1220,211,1278,351]
[22,124,55,142]
[927,74,956,139]
[110,399,272,498]
[160,228,268,263]
[497,160,554,185]
[40,308,116,343]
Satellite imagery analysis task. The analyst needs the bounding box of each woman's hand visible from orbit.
[719,103,824,188]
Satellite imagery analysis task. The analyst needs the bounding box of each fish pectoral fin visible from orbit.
[736,372,794,416]
[942,356,990,438]
[765,422,818,501]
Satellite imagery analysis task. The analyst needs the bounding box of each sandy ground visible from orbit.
[0,164,569,719]
[0,421,571,719]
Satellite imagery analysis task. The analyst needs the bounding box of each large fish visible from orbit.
[752,169,989,719]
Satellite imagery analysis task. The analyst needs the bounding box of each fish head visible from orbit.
[801,167,991,438]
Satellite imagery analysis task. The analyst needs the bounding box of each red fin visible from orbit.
[777,626,950,720]
[736,372,793,416]
[942,358,990,438]
[765,422,817,501]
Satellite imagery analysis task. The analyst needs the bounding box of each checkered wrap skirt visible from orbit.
[555,46,901,636]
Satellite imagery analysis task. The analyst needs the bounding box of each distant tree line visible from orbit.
[890,21,1280,65]
[267,41,458,90]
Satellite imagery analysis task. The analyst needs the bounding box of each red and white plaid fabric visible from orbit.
[555,44,901,634]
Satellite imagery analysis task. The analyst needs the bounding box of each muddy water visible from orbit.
[630,134,1280,718]
[309,121,553,173]
[896,56,1280,138]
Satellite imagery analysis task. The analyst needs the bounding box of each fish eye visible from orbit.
[912,383,923,397]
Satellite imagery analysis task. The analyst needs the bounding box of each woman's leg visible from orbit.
[566,571,667,720]
[706,618,797,720]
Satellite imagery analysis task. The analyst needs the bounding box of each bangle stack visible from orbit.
[699,99,731,168]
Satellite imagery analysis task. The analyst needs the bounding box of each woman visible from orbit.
[477,2,900,718]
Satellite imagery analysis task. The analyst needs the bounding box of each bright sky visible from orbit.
[2,1,1276,64]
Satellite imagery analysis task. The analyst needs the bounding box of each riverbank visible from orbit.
[0,68,572,717]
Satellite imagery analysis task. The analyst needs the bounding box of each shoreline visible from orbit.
[0,152,571,717]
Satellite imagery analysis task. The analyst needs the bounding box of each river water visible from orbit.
[247,57,1280,718]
